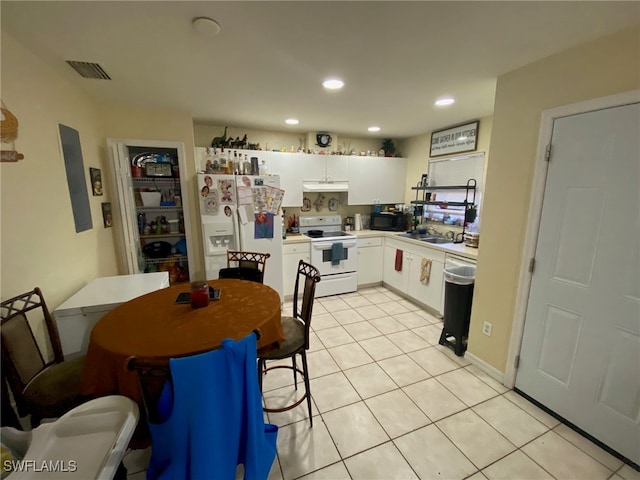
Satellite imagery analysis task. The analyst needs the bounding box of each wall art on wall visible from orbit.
[90,167,103,196]
[430,120,479,157]
[101,202,112,228]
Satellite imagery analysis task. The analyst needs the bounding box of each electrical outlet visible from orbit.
[482,321,493,336]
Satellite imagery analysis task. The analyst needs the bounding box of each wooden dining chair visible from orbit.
[0,287,87,427]
[126,330,278,480]
[218,250,271,283]
[258,260,321,427]
[127,329,263,423]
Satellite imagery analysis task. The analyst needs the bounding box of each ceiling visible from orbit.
[2,1,639,139]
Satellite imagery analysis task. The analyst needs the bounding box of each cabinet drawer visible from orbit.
[283,243,310,255]
[357,237,382,248]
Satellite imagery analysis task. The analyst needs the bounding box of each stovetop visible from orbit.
[306,231,355,240]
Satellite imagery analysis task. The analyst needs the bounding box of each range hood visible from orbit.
[302,181,349,192]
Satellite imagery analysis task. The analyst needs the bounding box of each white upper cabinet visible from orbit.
[267,151,303,207]
[378,156,407,204]
[302,154,349,182]
[348,155,407,205]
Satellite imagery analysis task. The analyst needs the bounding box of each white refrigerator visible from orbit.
[197,172,284,302]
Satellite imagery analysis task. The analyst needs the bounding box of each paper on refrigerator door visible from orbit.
[201,189,219,215]
[265,186,285,214]
[238,204,253,225]
[217,179,235,204]
[236,185,252,205]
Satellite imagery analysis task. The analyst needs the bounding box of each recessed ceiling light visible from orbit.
[192,17,221,36]
[323,79,344,90]
[368,126,381,132]
[285,118,299,125]
[435,97,455,106]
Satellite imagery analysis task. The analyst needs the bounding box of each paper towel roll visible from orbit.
[354,213,363,231]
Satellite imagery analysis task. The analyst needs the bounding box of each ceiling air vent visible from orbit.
[66,61,111,80]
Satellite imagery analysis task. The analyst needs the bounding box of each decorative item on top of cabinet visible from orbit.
[381,138,396,157]
[210,126,228,148]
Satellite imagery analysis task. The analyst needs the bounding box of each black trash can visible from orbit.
[439,265,476,356]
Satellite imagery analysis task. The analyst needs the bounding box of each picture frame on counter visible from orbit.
[430,120,479,157]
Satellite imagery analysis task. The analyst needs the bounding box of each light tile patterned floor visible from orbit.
[125,286,637,480]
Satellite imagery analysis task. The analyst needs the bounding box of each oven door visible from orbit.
[310,238,357,275]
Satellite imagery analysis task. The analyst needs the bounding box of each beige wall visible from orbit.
[467,25,640,372]
[0,31,118,311]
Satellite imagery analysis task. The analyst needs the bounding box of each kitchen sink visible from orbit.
[419,237,452,244]
[396,232,424,239]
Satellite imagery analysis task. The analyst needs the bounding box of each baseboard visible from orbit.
[464,351,506,385]
[381,282,443,319]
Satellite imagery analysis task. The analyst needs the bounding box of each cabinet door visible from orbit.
[348,156,379,205]
[357,237,383,286]
[383,245,409,293]
[283,243,310,298]
[301,154,327,181]
[325,155,349,181]
[407,255,444,315]
[377,157,407,204]
[268,152,302,207]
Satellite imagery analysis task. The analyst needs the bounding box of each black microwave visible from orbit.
[370,212,409,231]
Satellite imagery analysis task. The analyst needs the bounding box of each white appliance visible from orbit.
[198,173,284,302]
[54,272,170,356]
[299,215,357,297]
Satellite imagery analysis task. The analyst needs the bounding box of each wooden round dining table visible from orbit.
[80,278,283,404]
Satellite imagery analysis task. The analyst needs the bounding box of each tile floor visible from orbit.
[124,286,639,480]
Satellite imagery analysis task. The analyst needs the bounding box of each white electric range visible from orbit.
[299,215,358,297]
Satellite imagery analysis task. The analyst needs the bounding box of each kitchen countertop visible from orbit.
[283,234,311,245]
[283,230,478,259]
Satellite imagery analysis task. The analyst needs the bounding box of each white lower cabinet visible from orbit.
[357,236,383,286]
[282,242,310,299]
[383,245,410,293]
[383,239,445,316]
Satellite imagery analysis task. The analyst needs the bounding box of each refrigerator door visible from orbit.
[237,175,284,302]
[198,173,284,300]
[198,173,239,280]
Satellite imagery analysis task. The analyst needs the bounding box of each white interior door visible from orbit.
[516,102,640,464]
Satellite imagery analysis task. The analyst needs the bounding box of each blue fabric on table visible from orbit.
[146,333,278,480]
[331,242,344,266]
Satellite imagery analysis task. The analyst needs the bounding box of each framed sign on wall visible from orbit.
[430,120,479,157]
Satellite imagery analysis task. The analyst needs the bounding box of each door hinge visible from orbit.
[545,144,552,162]
[515,355,520,369]
[528,258,535,273]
